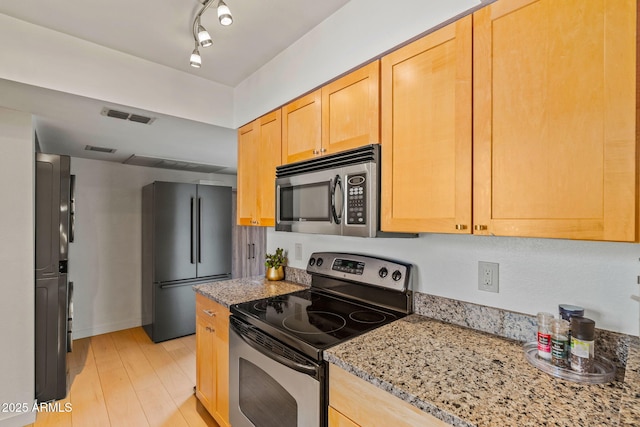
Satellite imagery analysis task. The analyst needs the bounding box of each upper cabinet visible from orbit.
[282,61,380,164]
[237,110,281,226]
[281,90,322,164]
[381,16,472,234]
[473,0,637,241]
[322,61,380,155]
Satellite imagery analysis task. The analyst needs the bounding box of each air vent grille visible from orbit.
[85,145,117,154]
[123,154,227,173]
[101,107,155,125]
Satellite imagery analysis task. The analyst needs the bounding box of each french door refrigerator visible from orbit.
[142,182,232,342]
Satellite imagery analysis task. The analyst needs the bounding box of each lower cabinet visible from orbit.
[195,294,230,427]
[328,365,449,427]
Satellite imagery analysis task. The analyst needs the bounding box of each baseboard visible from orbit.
[0,407,36,427]
[73,318,141,339]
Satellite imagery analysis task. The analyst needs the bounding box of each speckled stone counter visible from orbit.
[193,276,307,308]
[325,315,637,427]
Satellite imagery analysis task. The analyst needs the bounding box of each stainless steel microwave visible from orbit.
[275,145,415,238]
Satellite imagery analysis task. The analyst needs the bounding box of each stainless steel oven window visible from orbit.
[229,319,322,427]
[239,358,297,427]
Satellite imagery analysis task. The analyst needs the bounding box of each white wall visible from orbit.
[234,0,482,126]
[268,230,640,336]
[69,157,236,338]
[0,108,36,426]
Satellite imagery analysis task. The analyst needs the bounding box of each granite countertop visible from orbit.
[325,314,639,427]
[192,276,307,308]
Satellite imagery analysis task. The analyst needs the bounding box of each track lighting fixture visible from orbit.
[189,0,233,68]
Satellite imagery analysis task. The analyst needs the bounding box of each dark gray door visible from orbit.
[35,275,68,401]
[152,282,196,342]
[196,185,232,278]
[153,182,198,283]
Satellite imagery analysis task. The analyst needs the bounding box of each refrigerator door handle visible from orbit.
[190,197,196,264]
[198,197,202,263]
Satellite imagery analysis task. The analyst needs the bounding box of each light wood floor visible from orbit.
[28,327,218,427]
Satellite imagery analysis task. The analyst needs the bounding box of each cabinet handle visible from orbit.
[202,309,216,317]
[455,224,467,230]
[252,243,255,259]
[474,225,488,231]
[320,148,327,153]
[205,326,215,333]
[312,150,319,155]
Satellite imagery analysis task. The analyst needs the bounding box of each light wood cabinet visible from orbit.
[237,110,281,226]
[322,61,380,155]
[281,90,322,164]
[381,16,472,234]
[472,0,637,241]
[282,61,380,164]
[195,294,230,427]
[328,365,450,427]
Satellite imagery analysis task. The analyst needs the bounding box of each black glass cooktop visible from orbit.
[230,288,404,360]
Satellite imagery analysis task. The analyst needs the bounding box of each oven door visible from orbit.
[229,317,324,427]
[275,168,343,235]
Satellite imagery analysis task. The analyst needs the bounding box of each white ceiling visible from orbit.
[0,0,352,172]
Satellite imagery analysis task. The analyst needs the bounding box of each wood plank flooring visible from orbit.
[28,327,218,427]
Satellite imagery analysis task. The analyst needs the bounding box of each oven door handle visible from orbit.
[231,322,319,376]
[331,175,343,225]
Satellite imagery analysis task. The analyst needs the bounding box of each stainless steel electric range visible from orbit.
[229,252,413,427]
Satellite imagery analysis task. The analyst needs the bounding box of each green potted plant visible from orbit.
[265,247,287,281]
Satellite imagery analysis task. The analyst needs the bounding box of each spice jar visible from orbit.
[537,312,554,361]
[550,318,569,367]
[559,304,584,357]
[570,316,595,373]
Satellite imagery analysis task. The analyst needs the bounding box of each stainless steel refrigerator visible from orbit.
[35,153,74,402]
[142,182,232,343]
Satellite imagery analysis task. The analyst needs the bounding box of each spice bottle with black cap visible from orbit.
[570,316,596,373]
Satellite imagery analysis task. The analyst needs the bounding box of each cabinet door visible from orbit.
[195,299,216,414]
[257,110,281,226]
[237,121,258,226]
[381,16,472,233]
[329,407,360,427]
[282,90,322,164]
[214,305,230,427]
[322,61,380,155]
[473,0,636,241]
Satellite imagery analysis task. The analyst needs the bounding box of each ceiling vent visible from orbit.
[100,107,156,125]
[123,154,228,174]
[85,145,117,154]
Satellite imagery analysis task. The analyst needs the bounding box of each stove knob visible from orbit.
[378,267,388,278]
[316,257,324,267]
[392,270,403,281]
[308,257,316,266]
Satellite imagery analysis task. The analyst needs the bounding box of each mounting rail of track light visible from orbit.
[190,0,233,68]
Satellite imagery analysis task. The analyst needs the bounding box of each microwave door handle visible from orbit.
[331,175,343,224]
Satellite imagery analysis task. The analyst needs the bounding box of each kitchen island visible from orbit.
[325,314,640,427]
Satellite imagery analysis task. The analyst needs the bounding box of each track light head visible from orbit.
[197,25,213,47]
[190,47,202,68]
[217,0,233,26]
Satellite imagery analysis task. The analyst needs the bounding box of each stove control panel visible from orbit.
[307,252,412,292]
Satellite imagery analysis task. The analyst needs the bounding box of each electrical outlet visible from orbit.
[294,243,303,261]
[478,261,499,293]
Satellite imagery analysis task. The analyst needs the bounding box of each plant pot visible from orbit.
[266,266,284,281]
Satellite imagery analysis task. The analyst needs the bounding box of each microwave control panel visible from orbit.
[346,174,367,225]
